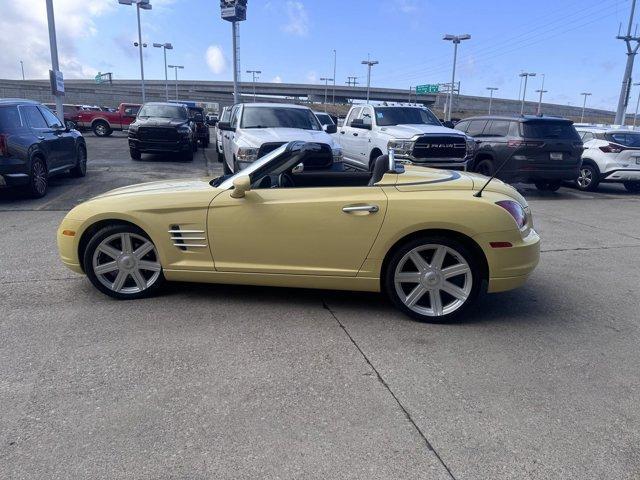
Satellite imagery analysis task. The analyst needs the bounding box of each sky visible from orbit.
[0,0,636,110]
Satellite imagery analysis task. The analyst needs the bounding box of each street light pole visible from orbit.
[332,49,337,105]
[246,70,261,102]
[45,0,64,123]
[580,92,592,123]
[486,87,498,114]
[519,72,536,115]
[536,74,546,115]
[443,34,471,121]
[361,56,379,103]
[153,42,173,102]
[615,0,640,125]
[320,77,334,111]
[20,60,25,81]
[119,0,152,104]
[168,65,183,100]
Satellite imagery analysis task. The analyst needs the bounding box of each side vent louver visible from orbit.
[169,225,207,251]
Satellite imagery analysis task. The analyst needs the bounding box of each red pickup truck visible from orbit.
[77,103,141,137]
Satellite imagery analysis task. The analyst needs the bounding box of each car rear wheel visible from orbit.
[69,145,87,177]
[93,121,112,137]
[575,163,600,191]
[130,148,141,160]
[27,157,48,198]
[474,158,494,176]
[384,236,482,323]
[84,224,165,300]
[623,181,640,193]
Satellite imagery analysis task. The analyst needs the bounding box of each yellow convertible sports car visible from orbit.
[57,142,540,322]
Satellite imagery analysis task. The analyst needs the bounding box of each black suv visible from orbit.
[456,115,583,191]
[0,99,87,198]
[128,102,198,161]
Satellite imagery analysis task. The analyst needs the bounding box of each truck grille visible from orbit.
[412,135,467,160]
[138,127,179,142]
[257,142,286,158]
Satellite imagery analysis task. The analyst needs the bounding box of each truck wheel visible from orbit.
[183,148,194,162]
[130,148,141,161]
[69,145,87,177]
[93,121,112,137]
[474,158,494,177]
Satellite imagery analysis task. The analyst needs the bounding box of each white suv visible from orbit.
[574,126,640,192]
[219,103,342,173]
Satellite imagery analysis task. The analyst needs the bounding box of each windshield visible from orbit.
[214,144,289,189]
[240,107,321,130]
[137,104,187,119]
[606,132,640,147]
[522,121,579,140]
[374,107,441,127]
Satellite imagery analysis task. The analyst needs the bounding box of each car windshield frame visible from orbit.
[373,107,442,127]
[240,106,322,130]
[137,104,187,119]
[214,144,290,189]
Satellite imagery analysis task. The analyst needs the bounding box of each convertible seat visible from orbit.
[368,155,389,186]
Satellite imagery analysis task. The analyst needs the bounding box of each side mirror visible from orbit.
[218,121,234,131]
[292,163,304,174]
[323,123,337,134]
[230,175,251,198]
[193,113,204,122]
[442,121,455,129]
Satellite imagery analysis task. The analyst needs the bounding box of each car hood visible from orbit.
[93,178,214,199]
[238,128,337,147]
[378,124,466,138]
[133,117,189,127]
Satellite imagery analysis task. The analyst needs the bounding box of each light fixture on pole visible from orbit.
[486,87,498,114]
[443,34,471,121]
[220,1,248,104]
[119,0,152,104]
[580,92,592,123]
[153,42,173,102]
[536,73,546,115]
[246,70,261,102]
[320,77,334,111]
[519,72,536,115]
[361,56,379,103]
[332,49,337,105]
[168,64,184,100]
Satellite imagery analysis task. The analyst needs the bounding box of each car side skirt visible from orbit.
[163,269,381,292]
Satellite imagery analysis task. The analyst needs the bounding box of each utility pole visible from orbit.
[320,77,334,111]
[535,74,546,115]
[615,0,640,125]
[361,55,379,103]
[408,86,412,103]
[220,2,248,104]
[633,82,640,127]
[168,64,184,100]
[346,76,358,87]
[486,87,498,114]
[332,49,337,105]
[118,0,152,103]
[519,72,536,115]
[20,60,25,81]
[580,92,592,123]
[246,70,261,102]
[443,34,471,121]
[45,0,64,123]
[153,43,173,101]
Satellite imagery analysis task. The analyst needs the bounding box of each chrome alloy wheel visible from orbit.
[92,232,161,294]
[577,167,593,189]
[32,160,47,195]
[94,123,108,136]
[393,244,472,317]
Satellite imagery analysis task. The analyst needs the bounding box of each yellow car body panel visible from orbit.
[57,165,540,294]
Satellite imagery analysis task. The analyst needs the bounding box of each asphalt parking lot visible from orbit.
[2,133,640,479]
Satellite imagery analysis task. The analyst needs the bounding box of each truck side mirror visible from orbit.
[323,123,337,134]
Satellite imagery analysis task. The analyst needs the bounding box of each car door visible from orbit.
[39,106,76,169]
[20,105,61,168]
[339,107,361,165]
[207,185,387,276]
[355,106,374,166]
[222,105,240,170]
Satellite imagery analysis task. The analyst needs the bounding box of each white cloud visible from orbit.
[283,1,309,36]
[0,0,115,79]
[272,75,283,83]
[306,71,317,83]
[205,45,227,75]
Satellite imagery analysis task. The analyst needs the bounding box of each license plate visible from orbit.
[550,152,563,160]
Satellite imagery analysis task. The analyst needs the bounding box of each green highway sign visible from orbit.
[416,84,439,94]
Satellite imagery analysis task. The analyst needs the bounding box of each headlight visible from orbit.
[387,139,414,156]
[466,137,477,155]
[177,126,191,138]
[237,147,259,162]
[332,147,343,163]
[496,200,527,230]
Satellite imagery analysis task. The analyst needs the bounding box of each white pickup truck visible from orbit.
[337,104,475,171]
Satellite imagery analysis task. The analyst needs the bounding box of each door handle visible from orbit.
[353,132,358,136]
[340,131,345,134]
[37,136,45,140]
[342,205,379,213]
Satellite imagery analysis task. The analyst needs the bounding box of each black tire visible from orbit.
[474,158,494,177]
[623,181,640,193]
[183,148,194,162]
[130,148,141,161]
[83,223,165,300]
[92,121,112,137]
[383,235,483,323]
[69,144,87,177]
[27,157,48,198]
[575,163,600,191]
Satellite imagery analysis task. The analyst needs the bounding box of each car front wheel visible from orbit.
[384,236,482,323]
[84,224,165,300]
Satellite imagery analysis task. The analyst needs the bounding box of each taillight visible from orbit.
[507,139,544,148]
[496,200,526,229]
[599,143,625,153]
[0,134,7,156]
